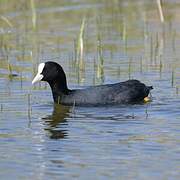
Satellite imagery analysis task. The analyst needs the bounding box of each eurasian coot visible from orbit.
[32,61,153,106]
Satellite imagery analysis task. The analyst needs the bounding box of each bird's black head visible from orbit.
[32,61,66,84]
[32,61,69,101]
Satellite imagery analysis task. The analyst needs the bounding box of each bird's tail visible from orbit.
[144,86,153,102]
[148,86,153,90]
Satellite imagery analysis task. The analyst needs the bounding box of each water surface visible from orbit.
[0,0,180,179]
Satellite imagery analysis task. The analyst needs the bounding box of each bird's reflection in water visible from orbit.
[42,104,71,139]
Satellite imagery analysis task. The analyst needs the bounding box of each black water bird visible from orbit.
[32,61,153,106]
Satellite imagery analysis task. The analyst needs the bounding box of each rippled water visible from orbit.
[0,0,180,179]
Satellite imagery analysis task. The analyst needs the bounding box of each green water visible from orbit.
[0,0,180,179]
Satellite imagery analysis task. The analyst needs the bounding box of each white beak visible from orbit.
[32,73,43,84]
[32,63,45,85]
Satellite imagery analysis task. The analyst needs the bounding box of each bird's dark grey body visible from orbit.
[53,80,152,106]
[32,61,153,106]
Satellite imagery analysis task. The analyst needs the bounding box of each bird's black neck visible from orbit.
[48,75,70,103]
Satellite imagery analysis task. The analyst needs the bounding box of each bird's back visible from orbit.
[60,80,152,106]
